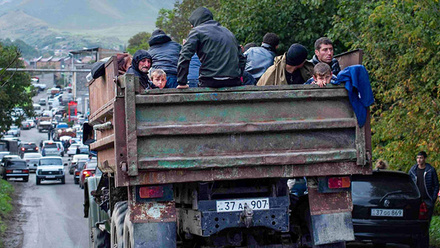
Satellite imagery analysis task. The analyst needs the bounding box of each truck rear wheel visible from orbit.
[111,201,128,248]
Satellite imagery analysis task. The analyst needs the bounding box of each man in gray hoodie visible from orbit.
[177,7,246,88]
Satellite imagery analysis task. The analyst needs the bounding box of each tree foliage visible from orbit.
[331,0,440,171]
[127,32,151,55]
[155,0,219,43]
[216,0,339,55]
[0,43,34,132]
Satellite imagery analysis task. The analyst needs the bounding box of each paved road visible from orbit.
[14,125,89,248]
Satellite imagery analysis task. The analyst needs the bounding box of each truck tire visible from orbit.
[123,210,134,248]
[111,201,128,248]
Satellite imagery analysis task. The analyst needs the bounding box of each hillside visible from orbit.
[0,0,175,48]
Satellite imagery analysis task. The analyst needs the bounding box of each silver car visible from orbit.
[23,152,42,172]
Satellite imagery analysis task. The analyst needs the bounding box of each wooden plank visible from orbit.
[137,118,357,136]
[114,97,130,187]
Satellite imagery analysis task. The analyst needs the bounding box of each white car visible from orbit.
[36,156,65,185]
[42,141,62,157]
[23,152,42,172]
[66,143,81,156]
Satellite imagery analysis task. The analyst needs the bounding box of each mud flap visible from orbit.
[307,180,354,245]
[131,222,176,248]
[310,212,353,245]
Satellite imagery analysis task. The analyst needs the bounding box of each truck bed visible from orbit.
[88,50,371,187]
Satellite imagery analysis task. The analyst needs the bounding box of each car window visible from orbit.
[40,158,62,166]
[77,162,86,170]
[23,144,37,149]
[7,161,26,167]
[352,173,419,198]
[44,143,58,148]
[86,163,97,170]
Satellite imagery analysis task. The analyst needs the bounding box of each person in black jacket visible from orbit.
[409,151,439,222]
[126,50,154,89]
[177,7,246,88]
[311,37,341,76]
[148,29,182,88]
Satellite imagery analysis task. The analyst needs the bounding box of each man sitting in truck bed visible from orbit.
[177,7,246,88]
[126,50,154,89]
[257,43,313,86]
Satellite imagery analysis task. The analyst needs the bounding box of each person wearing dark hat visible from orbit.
[148,29,182,88]
[126,50,155,89]
[177,7,246,88]
[311,37,341,75]
[257,43,313,86]
[244,33,279,82]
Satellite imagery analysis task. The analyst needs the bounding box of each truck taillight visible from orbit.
[139,186,164,199]
[419,202,428,220]
[328,177,351,189]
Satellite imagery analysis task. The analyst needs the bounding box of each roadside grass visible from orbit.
[431,215,440,247]
[0,179,14,247]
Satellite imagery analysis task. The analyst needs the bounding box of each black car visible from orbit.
[351,170,429,247]
[0,159,29,182]
[19,142,39,158]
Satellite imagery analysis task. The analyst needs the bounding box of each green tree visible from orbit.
[127,32,151,55]
[156,0,219,43]
[0,43,34,132]
[216,0,338,55]
[331,0,440,171]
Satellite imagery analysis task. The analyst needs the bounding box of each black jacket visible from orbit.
[126,50,155,89]
[148,33,181,76]
[409,163,439,204]
[177,7,246,86]
[311,55,341,76]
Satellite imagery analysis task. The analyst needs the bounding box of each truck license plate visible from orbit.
[216,198,270,212]
[371,209,403,217]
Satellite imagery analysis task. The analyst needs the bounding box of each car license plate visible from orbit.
[46,176,56,178]
[12,170,21,173]
[371,208,403,217]
[216,198,270,212]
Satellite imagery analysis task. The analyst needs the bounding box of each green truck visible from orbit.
[83,50,372,247]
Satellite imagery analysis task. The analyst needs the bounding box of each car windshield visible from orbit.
[7,161,26,167]
[352,173,419,198]
[40,158,62,166]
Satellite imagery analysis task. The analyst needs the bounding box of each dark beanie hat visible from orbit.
[151,29,166,37]
[286,44,308,66]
